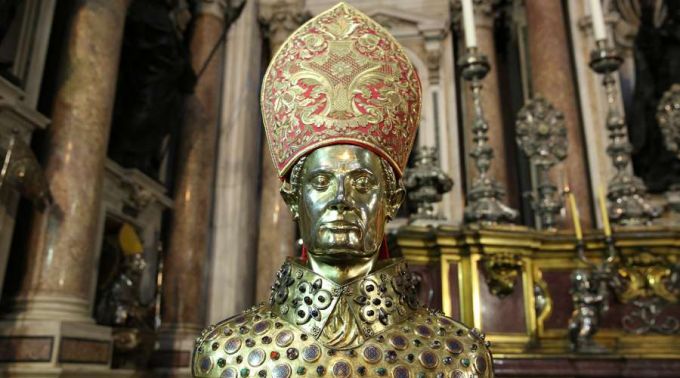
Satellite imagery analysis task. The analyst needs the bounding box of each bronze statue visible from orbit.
[567,269,609,353]
[192,3,492,377]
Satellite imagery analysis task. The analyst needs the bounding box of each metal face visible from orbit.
[299,145,388,274]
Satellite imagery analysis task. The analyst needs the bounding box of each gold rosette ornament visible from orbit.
[260,2,422,178]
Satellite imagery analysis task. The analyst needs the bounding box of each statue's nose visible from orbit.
[329,178,351,211]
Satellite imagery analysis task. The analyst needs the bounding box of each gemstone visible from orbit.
[413,339,422,347]
[445,339,463,354]
[212,342,220,351]
[385,350,398,363]
[302,344,321,362]
[224,328,234,336]
[297,367,306,375]
[461,358,470,368]
[262,336,272,344]
[240,367,250,377]
[199,357,212,373]
[406,354,415,363]
[287,347,299,360]
[271,351,280,360]
[475,356,487,373]
[217,358,226,368]
[272,364,292,378]
[237,356,243,364]
[390,334,408,350]
[276,331,294,347]
[452,370,464,378]
[431,340,441,349]
[416,373,425,378]
[331,360,352,377]
[246,339,256,347]
[316,366,325,376]
[439,317,453,327]
[301,334,308,341]
[221,368,238,378]
[376,367,387,376]
[436,373,444,378]
[437,327,446,336]
[392,365,410,378]
[258,370,267,377]
[357,366,366,376]
[275,322,283,328]
[362,345,382,363]
[206,328,220,341]
[239,326,249,334]
[248,349,266,367]
[225,337,242,354]
[443,357,453,365]
[253,320,272,335]
[418,351,438,369]
[415,325,433,338]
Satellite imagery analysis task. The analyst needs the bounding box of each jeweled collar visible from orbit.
[268,258,420,346]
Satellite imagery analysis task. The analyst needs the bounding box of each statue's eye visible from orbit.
[310,174,330,191]
[352,175,372,193]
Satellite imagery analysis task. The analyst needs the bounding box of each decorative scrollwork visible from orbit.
[269,262,295,305]
[481,253,523,298]
[657,83,680,160]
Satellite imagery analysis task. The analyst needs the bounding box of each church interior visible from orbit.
[0,0,679,377]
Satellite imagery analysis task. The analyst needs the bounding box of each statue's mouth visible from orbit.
[321,220,361,232]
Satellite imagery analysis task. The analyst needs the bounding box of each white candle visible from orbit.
[589,0,607,42]
[461,0,477,48]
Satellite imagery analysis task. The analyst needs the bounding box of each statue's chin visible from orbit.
[308,248,376,263]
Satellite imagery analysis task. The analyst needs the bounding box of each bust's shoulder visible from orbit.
[192,304,275,377]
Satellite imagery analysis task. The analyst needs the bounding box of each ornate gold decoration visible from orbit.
[194,260,493,377]
[615,251,679,304]
[260,2,421,177]
[481,253,523,298]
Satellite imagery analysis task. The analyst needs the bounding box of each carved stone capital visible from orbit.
[258,0,310,51]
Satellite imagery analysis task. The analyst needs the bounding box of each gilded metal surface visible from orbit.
[481,253,523,298]
[194,265,493,377]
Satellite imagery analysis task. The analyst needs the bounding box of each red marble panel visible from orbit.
[478,261,527,333]
[447,261,461,319]
[494,358,680,377]
[542,269,573,330]
[58,337,110,364]
[0,336,53,362]
[408,262,442,310]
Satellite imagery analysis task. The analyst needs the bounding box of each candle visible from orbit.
[589,0,607,42]
[598,184,612,238]
[461,0,477,48]
[565,184,583,241]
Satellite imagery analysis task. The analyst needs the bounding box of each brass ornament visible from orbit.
[481,253,523,298]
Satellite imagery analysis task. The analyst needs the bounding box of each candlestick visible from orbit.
[589,0,607,42]
[565,185,583,241]
[598,184,612,238]
[461,0,477,48]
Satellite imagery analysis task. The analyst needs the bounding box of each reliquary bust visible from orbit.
[192,3,493,377]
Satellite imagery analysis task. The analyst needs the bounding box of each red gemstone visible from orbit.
[270,351,280,360]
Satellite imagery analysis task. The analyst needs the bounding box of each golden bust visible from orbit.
[192,3,493,377]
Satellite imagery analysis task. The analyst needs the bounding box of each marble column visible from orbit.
[524,0,594,229]
[0,0,130,370]
[208,0,262,324]
[155,0,229,373]
[458,0,519,209]
[8,0,130,323]
[255,0,307,303]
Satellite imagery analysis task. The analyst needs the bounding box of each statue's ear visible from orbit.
[280,182,300,220]
[386,183,405,220]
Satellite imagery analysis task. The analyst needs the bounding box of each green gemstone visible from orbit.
[376,367,387,376]
[417,373,426,378]
[240,367,250,377]
[461,358,471,367]
[297,367,306,375]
